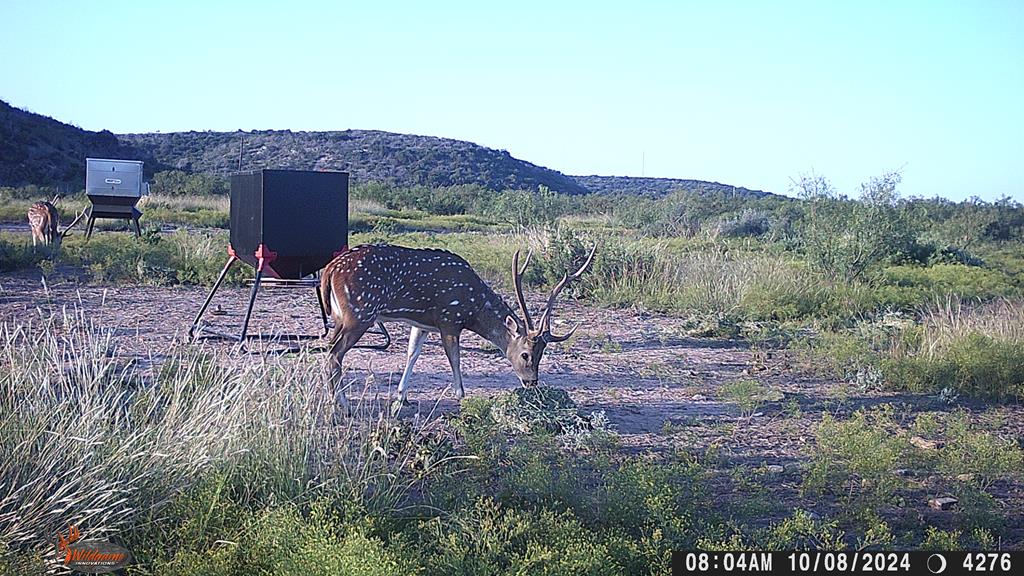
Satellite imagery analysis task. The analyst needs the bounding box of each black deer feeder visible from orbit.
[188,169,389,346]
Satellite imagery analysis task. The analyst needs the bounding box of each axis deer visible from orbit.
[27,196,86,253]
[321,243,596,414]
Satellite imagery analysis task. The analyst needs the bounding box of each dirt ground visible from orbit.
[0,267,819,455]
[2,268,1022,545]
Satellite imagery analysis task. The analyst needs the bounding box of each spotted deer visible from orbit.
[320,243,596,414]
[27,196,86,253]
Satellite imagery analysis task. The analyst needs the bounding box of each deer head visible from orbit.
[504,244,596,385]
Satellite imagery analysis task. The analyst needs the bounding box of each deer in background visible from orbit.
[320,243,596,414]
[27,196,86,254]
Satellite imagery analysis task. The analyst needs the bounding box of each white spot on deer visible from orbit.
[450,300,460,306]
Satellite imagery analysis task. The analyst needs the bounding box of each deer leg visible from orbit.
[326,322,373,416]
[397,327,429,404]
[439,331,465,400]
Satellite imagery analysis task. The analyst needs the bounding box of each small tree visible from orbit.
[796,170,917,282]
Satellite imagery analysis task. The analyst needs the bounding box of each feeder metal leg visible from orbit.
[239,269,263,342]
[188,255,238,341]
[354,322,391,350]
[376,322,391,349]
[85,215,97,241]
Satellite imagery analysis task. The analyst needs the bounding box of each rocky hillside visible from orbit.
[119,129,589,194]
[573,175,773,198]
[0,100,157,187]
[1,99,774,197]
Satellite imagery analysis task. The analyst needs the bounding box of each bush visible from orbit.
[150,170,228,196]
[712,208,772,238]
[0,316,452,561]
[803,406,908,511]
[880,264,1018,301]
[883,333,1024,399]
[419,497,620,576]
[795,171,919,282]
[719,379,784,416]
[0,234,47,272]
[937,412,1023,488]
[150,502,415,576]
[882,299,1024,399]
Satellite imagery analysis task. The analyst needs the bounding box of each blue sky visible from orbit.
[1,0,1021,200]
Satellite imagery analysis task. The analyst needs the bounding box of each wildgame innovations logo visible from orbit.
[55,525,132,573]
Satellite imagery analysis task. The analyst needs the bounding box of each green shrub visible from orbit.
[419,497,620,576]
[883,332,1024,399]
[937,412,1023,487]
[150,170,229,196]
[796,171,919,282]
[881,264,1018,301]
[719,379,783,416]
[803,406,908,511]
[711,208,772,238]
[151,502,414,576]
[604,459,708,548]
[0,234,48,272]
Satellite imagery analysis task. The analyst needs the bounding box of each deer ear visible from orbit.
[505,315,520,335]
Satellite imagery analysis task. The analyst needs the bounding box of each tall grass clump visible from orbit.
[540,228,826,321]
[0,312,452,567]
[138,193,230,228]
[883,297,1024,399]
[0,313,246,554]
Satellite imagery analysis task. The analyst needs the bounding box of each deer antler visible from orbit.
[535,244,597,342]
[511,249,534,331]
[60,208,89,237]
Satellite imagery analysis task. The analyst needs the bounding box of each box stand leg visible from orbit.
[239,267,264,343]
[85,214,97,241]
[188,254,238,341]
[358,322,392,350]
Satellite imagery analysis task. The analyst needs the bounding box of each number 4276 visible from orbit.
[963,553,1011,572]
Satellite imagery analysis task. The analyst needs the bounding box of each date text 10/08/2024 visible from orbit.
[672,551,1019,576]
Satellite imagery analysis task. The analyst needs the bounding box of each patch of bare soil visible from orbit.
[2,269,1022,545]
[0,269,814,453]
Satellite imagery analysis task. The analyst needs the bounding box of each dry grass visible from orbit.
[0,311,456,560]
[137,193,229,212]
[584,242,820,316]
[919,296,1024,356]
[349,197,391,216]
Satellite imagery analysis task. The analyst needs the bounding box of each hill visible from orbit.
[1,99,774,197]
[0,100,155,187]
[119,129,590,194]
[572,175,773,198]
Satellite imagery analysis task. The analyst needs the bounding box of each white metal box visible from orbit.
[86,158,145,198]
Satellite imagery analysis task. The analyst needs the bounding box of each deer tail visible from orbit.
[320,272,333,316]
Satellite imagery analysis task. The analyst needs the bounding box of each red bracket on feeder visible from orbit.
[227,244,238,258]
[254,244,278,273]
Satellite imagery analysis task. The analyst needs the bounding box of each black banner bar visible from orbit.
[671,551,1022,576]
